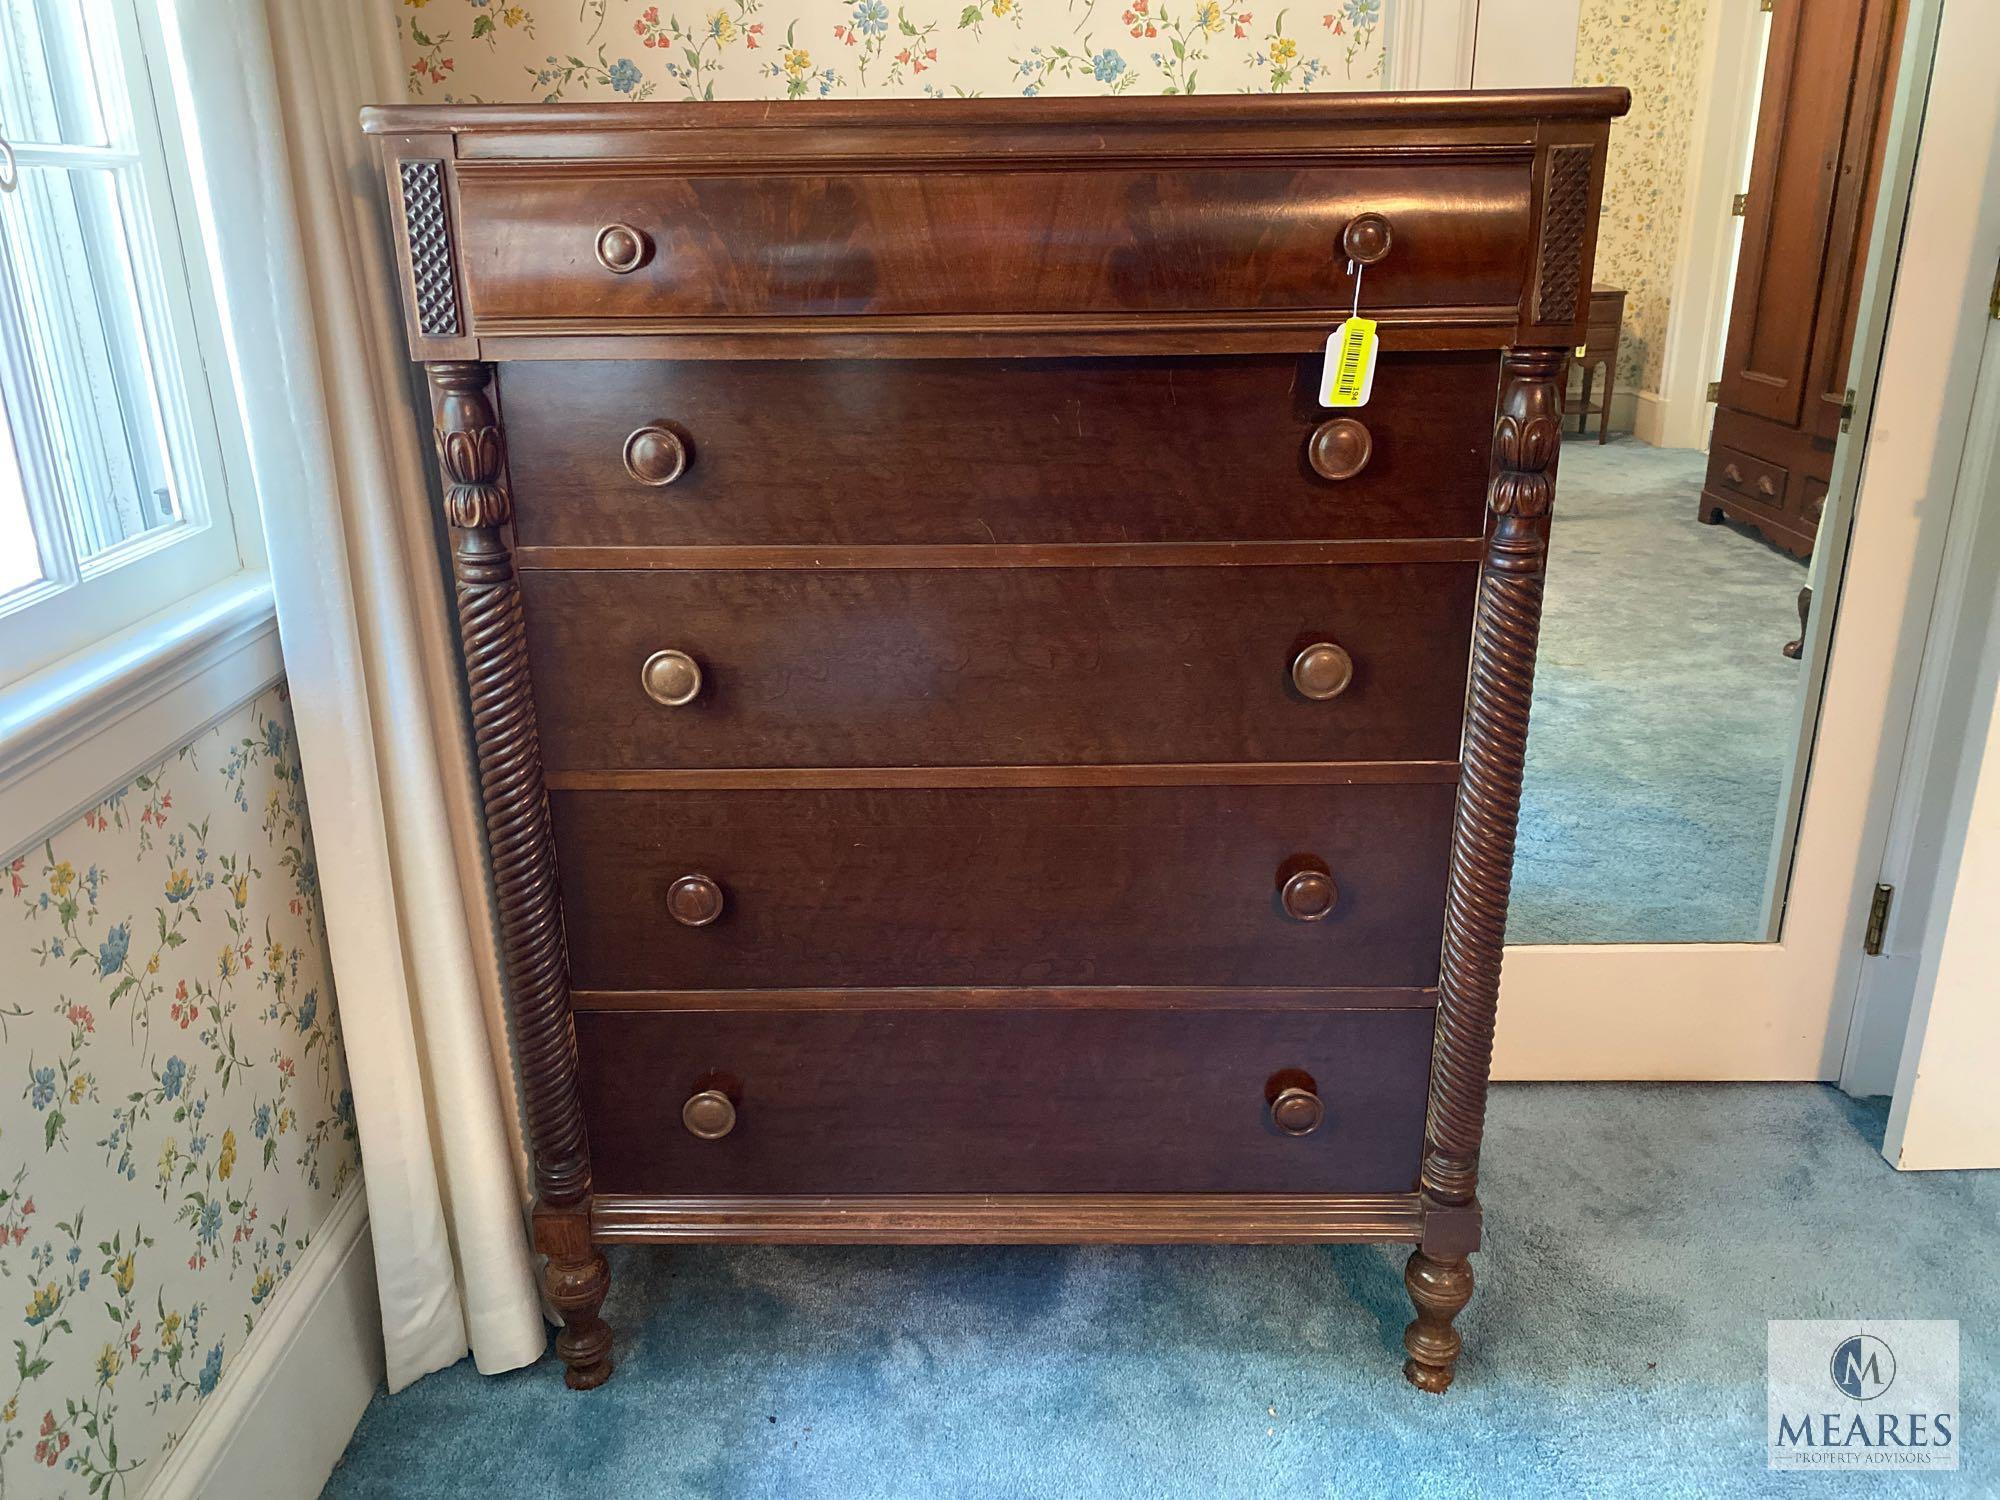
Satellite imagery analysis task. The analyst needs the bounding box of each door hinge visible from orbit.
[1989,253,2000,320]
[1731,193,1749,216]
[1864,883,1894,956]
[1759,0,1775,12]
[1707,380,1722,402]
[1840,388,1858,432]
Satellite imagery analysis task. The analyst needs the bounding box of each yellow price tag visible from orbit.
[1319,317,1379,408]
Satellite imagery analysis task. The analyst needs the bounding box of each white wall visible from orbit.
[1888,608,2000,1169]
[1471,0,1582,88]
[1884,324,2000,1170]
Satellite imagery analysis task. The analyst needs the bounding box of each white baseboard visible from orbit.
[1633,387,1711,452]
[146,1182,382,1500]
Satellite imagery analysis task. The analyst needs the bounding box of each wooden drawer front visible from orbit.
[454,162,1530,326]
[522,564,1476,771]
[552,782,1455,991]
[573,1006,1434,1195]
[502,354,1498,548]
[1707,444,1789,511]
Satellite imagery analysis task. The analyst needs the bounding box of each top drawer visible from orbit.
[452,161,1533,324]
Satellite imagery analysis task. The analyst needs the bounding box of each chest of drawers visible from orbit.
[363,91,1625,1394]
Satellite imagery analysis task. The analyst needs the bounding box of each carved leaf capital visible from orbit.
[439,422,503,487]
[436,422,511,529]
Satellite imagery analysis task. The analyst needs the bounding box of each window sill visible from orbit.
[0,571,281,862]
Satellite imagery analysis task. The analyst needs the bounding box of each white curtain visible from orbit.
[164,0,548,1388]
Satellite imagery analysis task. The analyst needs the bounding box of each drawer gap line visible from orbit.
[543,761,1464,791]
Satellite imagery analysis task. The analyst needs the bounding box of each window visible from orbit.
[0,0,251,690]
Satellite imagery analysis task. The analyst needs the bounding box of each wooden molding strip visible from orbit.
[477,306,1521,343]
[590,1192,1428,1244]
[486,322,1513,361]
[544,760,1462,792]
[362,90,1632,137]
[570,985,1442,1013]
[454,144,1536,179]
[515,539,1487,572]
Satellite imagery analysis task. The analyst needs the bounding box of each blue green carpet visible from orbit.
[323,1086,1997,1498]
[1512,438,1810,945]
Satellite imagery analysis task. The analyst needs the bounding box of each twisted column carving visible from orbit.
[1405,348,1563,1394]
[430,361,609,1388]
[1422,346,1564,1211]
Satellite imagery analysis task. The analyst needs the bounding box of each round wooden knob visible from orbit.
[595,222,651,274]
[1342,212,1393,265]
[1271,1086,1325,1137]
[682,1089,736,1140]
[623,425,689,486]
[1308,418,1373,482]
[1291,642,1354,701]
[666,874,725,927]
[1279,860,1338,922]
[640,649,703,707]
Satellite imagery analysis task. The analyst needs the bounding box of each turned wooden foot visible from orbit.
[1402,1248,1474,1393]
[545,1249,613,1389]
[534,1202,613,1389]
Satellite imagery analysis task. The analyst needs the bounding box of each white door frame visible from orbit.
[1383,0,1479,90]
[1635,0,1769,451]
[1880,310,2000,1169]
[1493,0,2000,1082]
[1468,0,1582,90]
[1842,317,2000,1100]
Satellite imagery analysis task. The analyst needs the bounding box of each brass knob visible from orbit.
[666,874,725,928]
[1291,642,1354,701]
[1279,858,1337,922]
[641,649,703,707]
[1342,212,1393,265]
[595,222,651,274]
[1723,462,1744,485]
[682,1089,736,1140]
[1271,1086,1325,1137]
[1308,418,1372,482]
[623,425,689,486]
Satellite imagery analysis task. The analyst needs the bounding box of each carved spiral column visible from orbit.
[1423,345,1564,1209]
[430,361,610,1389]
[1403,347,1563,1393]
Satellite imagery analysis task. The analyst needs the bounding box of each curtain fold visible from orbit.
[165,0,547,1388]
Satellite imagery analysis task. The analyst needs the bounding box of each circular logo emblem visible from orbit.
[1830,1334,1897,1401]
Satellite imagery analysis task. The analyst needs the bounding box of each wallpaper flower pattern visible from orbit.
[397,0,1385,103]
[1573,0,1710,393]
[0,686,357,1499]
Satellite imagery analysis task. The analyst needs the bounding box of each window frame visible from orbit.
[0,0,261,691]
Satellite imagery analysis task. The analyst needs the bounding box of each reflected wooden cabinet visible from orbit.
[1700,0,1907,555]
[364,92,1625,1394]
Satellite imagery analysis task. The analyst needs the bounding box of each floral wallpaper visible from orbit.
[0,686,357,1499]
[396,0,1386,103]
[1573,0,1710,395]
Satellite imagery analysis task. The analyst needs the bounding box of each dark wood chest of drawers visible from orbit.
[364,91,1625,1394]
